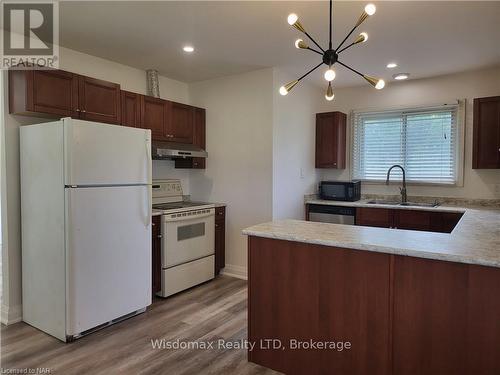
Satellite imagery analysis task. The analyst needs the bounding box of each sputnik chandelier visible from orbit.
[279,0,385,101]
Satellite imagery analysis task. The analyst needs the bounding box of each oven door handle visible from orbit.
[163,211,215,223]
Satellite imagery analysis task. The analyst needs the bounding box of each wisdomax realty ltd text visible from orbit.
[151,338,352,352]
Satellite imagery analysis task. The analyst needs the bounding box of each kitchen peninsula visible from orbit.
[243,205,500,374]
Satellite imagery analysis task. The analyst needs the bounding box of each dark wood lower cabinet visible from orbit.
[152,215,162,295]
[393,256,469,374]
[356,207,393,228]
[215,206,225,275]
[248,237,500,375]
[393,256,500,375]
[248,237,391,375]
[355,207,463,233]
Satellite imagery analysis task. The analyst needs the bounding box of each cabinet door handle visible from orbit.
[76,109,80,112]
[81,110,86,113]
[157,234,163,238]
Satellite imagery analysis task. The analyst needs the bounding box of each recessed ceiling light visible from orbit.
[393,73,409,80]
[386,62,398,69]
[183,46,194,53]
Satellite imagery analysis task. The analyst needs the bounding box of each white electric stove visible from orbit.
[152,180,215,297]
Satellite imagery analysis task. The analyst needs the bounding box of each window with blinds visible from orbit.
[352,105,460,184]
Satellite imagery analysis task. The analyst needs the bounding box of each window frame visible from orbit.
[349,101,465,187]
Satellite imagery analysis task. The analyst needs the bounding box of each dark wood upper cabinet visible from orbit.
[140,95,169,140]
[9,68,207,152]
[192,107,206,169]
[9,69,78,117]
[78,76,121,124]
[120,91,141,128]
[175,107,206,169]
[473,96,500,169]
[169,102,194,144]
[315,111,346,168]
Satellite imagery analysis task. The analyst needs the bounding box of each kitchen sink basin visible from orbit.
[400,202,440,208]
[366,200,401,205]
[367,200,440,208]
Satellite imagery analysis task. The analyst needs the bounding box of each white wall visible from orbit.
[272,69,321,220]
[188,69,274,277]
[318,65,500,199]
[0,47,191,324]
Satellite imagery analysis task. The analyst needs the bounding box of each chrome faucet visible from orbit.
[386,165,407,204]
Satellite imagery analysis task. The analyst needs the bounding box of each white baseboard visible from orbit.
[1,303,22,325]
[221,264,247,280]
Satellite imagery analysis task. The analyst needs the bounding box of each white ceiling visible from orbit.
[60,1,500,88]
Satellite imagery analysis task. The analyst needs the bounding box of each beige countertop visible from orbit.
[152,209,163,216]
[305,198,467,213]
[243,203,500,268]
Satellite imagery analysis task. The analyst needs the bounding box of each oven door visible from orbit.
[162,208,215,268]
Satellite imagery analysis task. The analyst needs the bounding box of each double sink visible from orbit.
[367,200,440,208]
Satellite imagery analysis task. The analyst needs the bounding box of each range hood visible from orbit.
[152,141,208,160]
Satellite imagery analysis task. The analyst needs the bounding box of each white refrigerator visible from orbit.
[20,118,152,342]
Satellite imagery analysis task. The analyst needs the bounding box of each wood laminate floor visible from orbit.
[1,276,279,375]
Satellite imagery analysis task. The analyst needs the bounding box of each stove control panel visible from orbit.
[152,179,183,202]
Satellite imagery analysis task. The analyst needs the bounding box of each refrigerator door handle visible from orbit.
[145,133,152,228]
[145,133,152,184]
[147,186,152,227]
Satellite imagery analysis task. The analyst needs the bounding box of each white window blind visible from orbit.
[352,105,460,184]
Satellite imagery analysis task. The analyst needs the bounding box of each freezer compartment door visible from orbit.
[64,118,151,186]
[65,186,152,336]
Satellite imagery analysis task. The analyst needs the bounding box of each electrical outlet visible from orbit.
[494,184,500,196]
[300,167,305,179]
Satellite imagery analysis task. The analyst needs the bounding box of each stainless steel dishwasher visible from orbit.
[307,204,356,225]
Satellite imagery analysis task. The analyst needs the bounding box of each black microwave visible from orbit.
[319,180,361,201]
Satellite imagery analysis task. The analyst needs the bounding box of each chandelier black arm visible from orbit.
[336,42,356,54]
[337,60,364,78]
[298,62,324,81]
[307,47,323,55]
[303,31,325,53]
[335,23,359,52]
